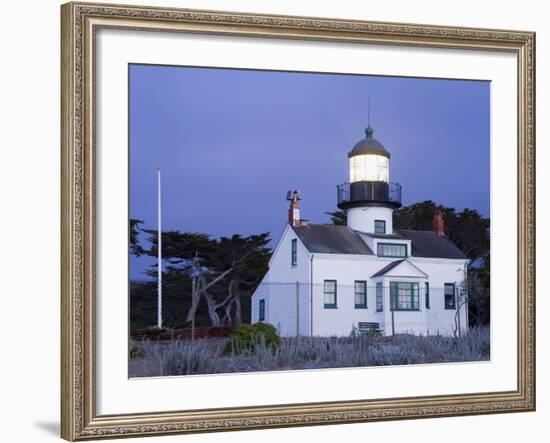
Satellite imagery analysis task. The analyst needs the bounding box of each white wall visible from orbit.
[310,254,467,337]
[408,257,469,336]
[265,225,312,284]
[251,225,311,335]
[347,205,394,234]
[0,1,547,443]
[312,254,387,336]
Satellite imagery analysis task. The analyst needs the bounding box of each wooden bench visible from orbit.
[358,322,381,334]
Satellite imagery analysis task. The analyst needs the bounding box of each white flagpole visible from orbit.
[157,166,162,329]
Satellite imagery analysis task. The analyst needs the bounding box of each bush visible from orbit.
[158,341,217,376]
[129,339,144,359]
[225,323,280,355]
[350,326,381,338]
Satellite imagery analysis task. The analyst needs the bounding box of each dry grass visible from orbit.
[129,326,489,377]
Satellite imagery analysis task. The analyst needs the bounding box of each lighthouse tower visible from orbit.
[337,125,402,234]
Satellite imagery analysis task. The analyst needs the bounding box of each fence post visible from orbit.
[390,284,395,338]
[296,281,300,337]
[191,277,196,342]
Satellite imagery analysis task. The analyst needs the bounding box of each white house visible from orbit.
[251,125,469,337]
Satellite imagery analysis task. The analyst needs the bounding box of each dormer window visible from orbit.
[377,242,407,258]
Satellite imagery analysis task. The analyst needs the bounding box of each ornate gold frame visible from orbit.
[61,2,536,440]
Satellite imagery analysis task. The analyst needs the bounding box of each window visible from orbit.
[390,282,420,311]
[425,282,430,309]
[323,280,337,309]
[259,299,265,321]
[376,282,383,312]
[354,280,367,309]
[291,238,297,266]
[374,220,386,234]
[444,283,456,309]
[377,242,407,258]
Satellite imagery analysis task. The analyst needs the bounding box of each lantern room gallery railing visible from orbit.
[337,181,402,208]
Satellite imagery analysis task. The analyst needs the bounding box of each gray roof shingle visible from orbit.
[291,224,467,260]
[371,260,405,278]
[398,230,467,260]
[292,224,373,255]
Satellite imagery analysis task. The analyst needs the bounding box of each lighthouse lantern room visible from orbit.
[337,125,402,234]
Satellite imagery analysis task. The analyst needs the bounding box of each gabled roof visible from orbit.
[371,259,429,278]
[292,224,373,255]
[291,224,467,260]
[371,260,405,277]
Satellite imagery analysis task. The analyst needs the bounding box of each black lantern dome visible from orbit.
[348,126,391,159]
[337,124,402,210]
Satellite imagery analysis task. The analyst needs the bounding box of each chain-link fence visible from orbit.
[251,282,468,337]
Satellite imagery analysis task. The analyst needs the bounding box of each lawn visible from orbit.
[129,326,490,377]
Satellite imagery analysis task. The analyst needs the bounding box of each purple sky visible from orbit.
[129,64,490,280]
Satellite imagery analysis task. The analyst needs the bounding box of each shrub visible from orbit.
[226,323,280,355]
[368,344,425,365]
[130,340,229,376]
[159,341,217,375]
[350,326,381,338]
[129,339,144,359]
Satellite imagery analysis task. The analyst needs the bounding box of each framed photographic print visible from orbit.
[60,1,536,440]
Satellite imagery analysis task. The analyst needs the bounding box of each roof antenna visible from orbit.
[365,95,374,137]
[368,95,371,128]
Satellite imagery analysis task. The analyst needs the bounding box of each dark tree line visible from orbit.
[130,224,271,332]
[131,200,489,332]
[328,200,490,326]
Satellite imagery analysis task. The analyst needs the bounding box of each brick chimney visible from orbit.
[432,209,444,237]
[287,190,307,227]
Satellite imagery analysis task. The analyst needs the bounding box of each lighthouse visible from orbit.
[252,121,469,338]
[337,125,402,234]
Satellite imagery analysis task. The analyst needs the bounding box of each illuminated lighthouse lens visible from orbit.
[349,154,389,183]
